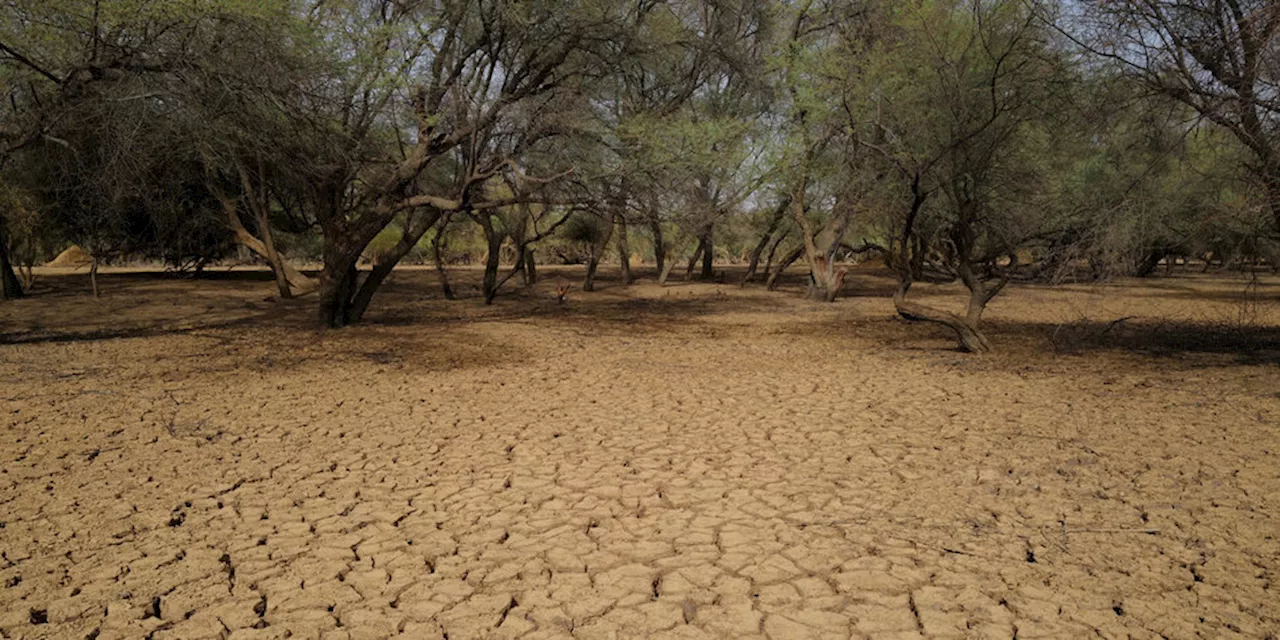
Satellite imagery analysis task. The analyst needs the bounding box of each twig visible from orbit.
[1065,528,1160,535]
[1101,316,1138,335]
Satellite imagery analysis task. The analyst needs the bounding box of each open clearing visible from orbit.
[1,267,1278,639]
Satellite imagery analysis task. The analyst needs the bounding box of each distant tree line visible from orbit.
[2,0,1277,350]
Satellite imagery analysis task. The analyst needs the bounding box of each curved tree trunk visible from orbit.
[217,196,315,295]
[257,208,291,299]
[759,229,790,285]
[741,200,789,285]
[685,233,710,281]
[766,244,804,291]
[806,256,847,302]
[349,209,441,322]
[893,281,991,353]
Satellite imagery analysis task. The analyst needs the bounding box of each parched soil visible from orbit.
[0,266,1278,639]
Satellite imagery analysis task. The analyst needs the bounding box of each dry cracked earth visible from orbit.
[0,267,1278,639]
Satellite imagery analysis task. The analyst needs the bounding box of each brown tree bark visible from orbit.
[583,215,614,292]
[650,218,665,276]
[349,209,441,321]
[741,197,790,285]
[523,247,538,285]
[766,244,804,291]
[0,222,23,300]
[481,216,505,304]
[616,211,632,285]
[893,281,991,353]
[213,189,315,295]
[433,216,456,300]
[760,229,790,284]
[90,258,100,298]
[700,227,714,280]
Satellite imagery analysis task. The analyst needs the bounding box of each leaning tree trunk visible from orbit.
[685,236,706,280]
[759,229,790,285]
[0,223,23,300]
[1133,249,1167,278]
[893,281,991,353]
[743,198,792,284]
[348,210,441,322]
[766,244,804,291]
[218,198,316,295]
[257,208,292,299]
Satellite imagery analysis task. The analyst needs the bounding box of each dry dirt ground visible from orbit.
[0,265,1278,640]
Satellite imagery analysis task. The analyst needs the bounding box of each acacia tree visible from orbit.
[595,0,774,286]
[764,0,874,302]
[271,0,622,327]
[848,0,1071,351]
[1072,0,1280,233]
[0,0,309,297]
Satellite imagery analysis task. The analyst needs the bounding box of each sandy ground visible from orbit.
[0,265,1278,639]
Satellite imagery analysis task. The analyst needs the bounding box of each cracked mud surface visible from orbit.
[1,268,1278,639]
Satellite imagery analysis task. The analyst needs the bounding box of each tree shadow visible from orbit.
[0,312,274,346]
[1007,318,1280,366]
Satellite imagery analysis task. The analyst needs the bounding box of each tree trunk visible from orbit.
[893,281,991,353]
[0,222,23,300]
[766,244,804,291]
[685,236,706,280]
[433,226,456,300]
[583,216,614,292]
[742,198,790,285]
[257,207,292,299]
[584,243,602,292]
[806,256,847,302]
[317,225,364,328]
[217,197,315,294]
[482,219,504,304]
[523,248,538,285]
[700,227,714,280]
[760,229,790,284]
[90,258,100,298]
[616,212,632,285]
[318,265,359,328]
[348,210,441,322]
[1265,172,1280,234]
[1133,249,1167,278]
[650,219,665,276]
